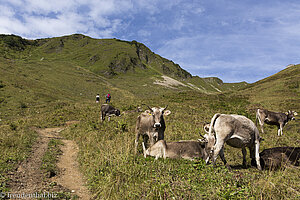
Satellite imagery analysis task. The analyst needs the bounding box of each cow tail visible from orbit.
[256,109,260,127]
[209,113,221,136]
[255,108,259,126]
[254,127,262,170]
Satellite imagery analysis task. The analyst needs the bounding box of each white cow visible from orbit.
[202,113,262,170]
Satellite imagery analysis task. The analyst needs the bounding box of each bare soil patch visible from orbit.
[153,75,187,88]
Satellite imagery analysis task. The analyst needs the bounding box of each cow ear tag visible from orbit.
[149,113,152,116]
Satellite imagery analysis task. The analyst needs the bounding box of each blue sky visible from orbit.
[1,0,300,82]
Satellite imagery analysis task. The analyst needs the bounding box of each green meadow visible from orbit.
[0,34,299,199]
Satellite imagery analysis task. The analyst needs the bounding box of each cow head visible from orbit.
[285,110,297,121]
[199,130,216,164]
[147,105,171,129]
[142,140,165,159]
[148,132,159,146]
[115,109,121,116]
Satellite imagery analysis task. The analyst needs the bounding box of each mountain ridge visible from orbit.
[0,34,246,93]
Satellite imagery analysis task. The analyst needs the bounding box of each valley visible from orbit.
[0,34,299,199]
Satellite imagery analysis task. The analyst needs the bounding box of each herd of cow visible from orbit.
[101,104,299,170]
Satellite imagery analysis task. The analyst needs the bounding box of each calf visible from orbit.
[256,109,297,136]
[143,140,208,161]
[202,113,262,170]
[101,104,121,121]
[259,147,300,170]
[135,106,171,154]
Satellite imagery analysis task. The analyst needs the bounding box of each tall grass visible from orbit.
[60,91,299,199]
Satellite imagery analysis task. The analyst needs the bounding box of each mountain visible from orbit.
[5,34,299,120]
[0,34,246,95]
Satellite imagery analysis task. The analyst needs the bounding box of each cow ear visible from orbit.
[144,110,151,114]
[203,124,210,133]
[293,111,298,116]
[163,110,171,116]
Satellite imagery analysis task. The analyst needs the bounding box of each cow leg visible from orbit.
[217,147,232,170]
[212,141,225,167]
[142,142,147,158]
[255,139,262,170]
[101,112,105,121]
[277,124,283,136]
[249,146,257,167]
[134,133,140,155]
[219,148,227,165]
[260,123,265,134]
[242,147,247,167]
[142,134,149,150]
[279,124,283,136]
[108,116,111,121]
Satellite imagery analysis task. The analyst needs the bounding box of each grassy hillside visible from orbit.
[241,64,300,111]
[0,34,247,95]
[0,34,299,199]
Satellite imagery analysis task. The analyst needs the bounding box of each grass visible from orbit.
[0,119,37,193]
[41,139,63,178]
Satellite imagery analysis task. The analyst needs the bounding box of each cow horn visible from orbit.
[147,105,153,112]
[163,105,168,111]
[199,133,206,139]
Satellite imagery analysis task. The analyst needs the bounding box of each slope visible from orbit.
[240,64,300,111]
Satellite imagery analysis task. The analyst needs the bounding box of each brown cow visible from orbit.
[259,147,300,170]
[135,106,171,154]
[256,109,297,136]
[143,140,208,161]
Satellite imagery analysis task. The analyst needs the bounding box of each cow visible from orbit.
[259,147,300,170]
[202,113,262,170]
[101,104,121,121]
[256,109,297,136]
[134,106,171,154]
[143,140,208,161]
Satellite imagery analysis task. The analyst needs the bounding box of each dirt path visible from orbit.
[52,139,91,200]
[7,123,91,199]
